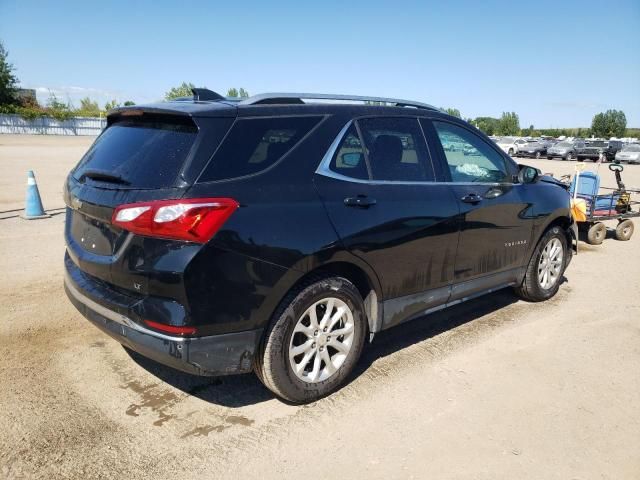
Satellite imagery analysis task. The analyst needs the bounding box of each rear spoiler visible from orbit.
[106,107,197,127]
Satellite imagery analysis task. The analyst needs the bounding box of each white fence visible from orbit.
[0,114,106,136]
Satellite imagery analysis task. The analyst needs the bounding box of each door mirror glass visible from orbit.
[518,165,539,184]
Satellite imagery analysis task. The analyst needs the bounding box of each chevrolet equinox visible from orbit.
[64,90,576,403]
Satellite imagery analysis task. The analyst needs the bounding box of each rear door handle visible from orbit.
[344,196,377,208]
[461,193,482,204]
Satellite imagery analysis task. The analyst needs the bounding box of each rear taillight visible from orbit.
[112,197,239,243]
[143,319,197,336]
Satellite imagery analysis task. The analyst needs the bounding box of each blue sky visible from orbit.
[1,0,638,127]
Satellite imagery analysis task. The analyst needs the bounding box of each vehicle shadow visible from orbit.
[126,287,526,408]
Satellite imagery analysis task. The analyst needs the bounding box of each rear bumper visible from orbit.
[64,257,262,377]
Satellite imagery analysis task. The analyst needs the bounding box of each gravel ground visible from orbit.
[1,135,639,479]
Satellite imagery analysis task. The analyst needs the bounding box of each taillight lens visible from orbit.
[112,197,239,243]
[143,319,197,336]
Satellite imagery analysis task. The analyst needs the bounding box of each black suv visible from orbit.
[576,140,623,162]
[64,90,576,403]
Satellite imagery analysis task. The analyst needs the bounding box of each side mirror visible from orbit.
[518,165,539,184]
[341,152,362,167]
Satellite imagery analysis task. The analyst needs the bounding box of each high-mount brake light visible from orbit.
[112,198,239,243]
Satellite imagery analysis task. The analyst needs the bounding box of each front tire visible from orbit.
[535,151,541,159]
[254,277,367,403]
[515,226,567,302]
[566,152,574,161]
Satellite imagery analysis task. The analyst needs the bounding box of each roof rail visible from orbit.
[239,92,440,111]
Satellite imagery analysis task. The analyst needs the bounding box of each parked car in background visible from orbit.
[496,137,528,156]
[517,140,547,159]
[576,140,623,162]
[495,137,515,155]
[547,140,585,160]
[615,143,640,164]
[463,145,481,156]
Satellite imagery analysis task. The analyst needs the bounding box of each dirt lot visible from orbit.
[1,134,639,479]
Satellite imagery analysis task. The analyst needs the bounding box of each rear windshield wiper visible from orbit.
[79,169,131,185]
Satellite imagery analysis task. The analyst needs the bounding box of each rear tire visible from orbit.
[587,222,606,245]
[535,151,541,159]
[615,219,634,241]
[508,148,514,156]
[547,156,553,160]
[254,276,367,404]
[515,226,567,302]
[566,152,574,161]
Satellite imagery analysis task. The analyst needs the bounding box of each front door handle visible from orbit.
[461,193,482,204]
[344,195,377,208]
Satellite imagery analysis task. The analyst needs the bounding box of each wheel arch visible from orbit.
[263,259,384,344]
[527,214,576,272]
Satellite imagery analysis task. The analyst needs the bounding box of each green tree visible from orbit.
[104,99,120,111]
[497,112,520,136]
[591,109,626,138]
[123,100,135,106]
[444,107,461,118]
[0,41,19,105]
[77,97,100,116]
[473,117,500,136]
[227,87,249,98]
[165,82,195,100]
[46,92,73,120]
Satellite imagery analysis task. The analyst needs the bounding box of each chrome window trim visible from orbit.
[315,120,517,187]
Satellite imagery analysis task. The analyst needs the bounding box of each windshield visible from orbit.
[556,142,573,147]
[622,144,640,152]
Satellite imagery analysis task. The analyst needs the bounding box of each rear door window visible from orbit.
[73,117,203,189]
[357,117,434,182]
[199,116,322,182]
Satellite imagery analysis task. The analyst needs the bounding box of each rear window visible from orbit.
[198,116,322,182]
[73,118,198,189]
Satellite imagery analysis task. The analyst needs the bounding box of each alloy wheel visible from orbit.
[537,238,563,290]
[288,297,355,383]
